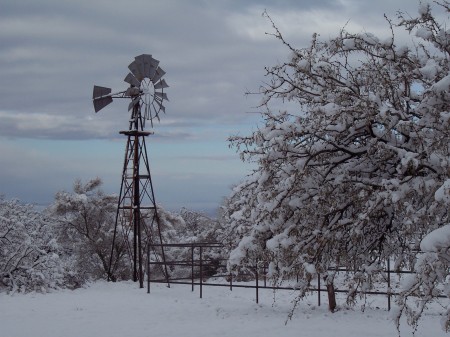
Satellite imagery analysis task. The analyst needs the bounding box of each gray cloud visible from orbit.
[0,0,426,211]
[0,0,422,139]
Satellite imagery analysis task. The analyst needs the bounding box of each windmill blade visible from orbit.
[124,73,140,87]
[134,54,149,77]
[93,85,111,99]
[155,112,161,122]
[154,92,169,101]
[145,101,150,120]
[135,54,160,79]
[128,96,140,111]
[148,57,159,79]
[93,96,113,112]
[154,79,169,89]
[153,95,167,112]
[149,116,154,128]
[154,100,166,114]
[152,67,166,84]
[128,60,143,81]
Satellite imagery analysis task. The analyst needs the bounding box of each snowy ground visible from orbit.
[1,280,447,337]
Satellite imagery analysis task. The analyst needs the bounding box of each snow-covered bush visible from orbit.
[51,178,130,282]
[0,197,66,293]
[145,205,185,279]
[226,0,449,318]
[178,207,224,243]
[178,208,227,275]
[148,207,227,279]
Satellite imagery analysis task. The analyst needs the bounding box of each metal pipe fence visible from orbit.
[147,242,443,310]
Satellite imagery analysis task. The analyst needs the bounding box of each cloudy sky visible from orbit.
[0,0,426,214]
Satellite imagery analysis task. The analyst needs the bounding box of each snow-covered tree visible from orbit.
[396,181,450,331]
[146,205,184,278]
[51,178,129,281]
[178,208,227,275]
[226,0,449,314]
[0,197,66,292]
[145,205,181,245]
[178,207,223,243]
[146,207,226,279]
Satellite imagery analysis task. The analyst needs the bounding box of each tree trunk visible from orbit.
[326,282,336,312]
[323,273,337,312]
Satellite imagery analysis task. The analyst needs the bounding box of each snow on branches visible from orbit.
[0,198,64,293]
[226,0,449,328]
[51,178,128,282]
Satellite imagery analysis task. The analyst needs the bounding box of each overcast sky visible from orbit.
[0,0,427,214]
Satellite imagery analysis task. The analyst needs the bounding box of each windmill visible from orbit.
[92,54,169,288]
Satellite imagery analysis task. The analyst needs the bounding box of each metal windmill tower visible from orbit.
[92,54,169,288]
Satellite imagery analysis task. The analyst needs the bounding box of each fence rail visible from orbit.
[147,242,443,310]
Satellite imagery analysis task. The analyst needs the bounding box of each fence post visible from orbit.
[317,273,321,306]
[263,265,267,288]
[191,244,194,292]
[387,258,391,311]
[199,245,203,299]
[229,272,233,291]
[147,244,150,294]
[255,260,259,304]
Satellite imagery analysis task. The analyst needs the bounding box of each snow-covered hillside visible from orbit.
[1,281,446,337]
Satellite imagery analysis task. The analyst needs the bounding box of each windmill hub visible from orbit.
[141,79,153,94]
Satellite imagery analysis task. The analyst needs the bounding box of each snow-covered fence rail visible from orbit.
[147,243,443,310]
